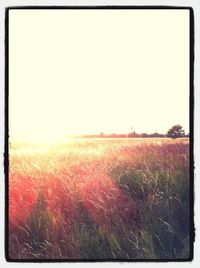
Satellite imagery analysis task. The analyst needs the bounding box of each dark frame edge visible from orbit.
[189,6,195,262]
[5,5,192,10]
[4,7,10,263]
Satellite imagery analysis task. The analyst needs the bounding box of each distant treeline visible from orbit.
[77,131,189,139]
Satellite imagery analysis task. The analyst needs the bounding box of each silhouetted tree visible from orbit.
[167,125,185,139]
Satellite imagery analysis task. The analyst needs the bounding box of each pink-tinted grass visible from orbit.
[9,173,38,229]
[41,176,76,224]
[78,173,137,229]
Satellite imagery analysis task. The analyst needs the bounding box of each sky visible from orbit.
[9,9,190,141]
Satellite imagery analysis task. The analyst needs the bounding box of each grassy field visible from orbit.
[8,138,190,260]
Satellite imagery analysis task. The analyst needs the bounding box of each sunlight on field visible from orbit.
[8,138,190,260]
[10,132,68,145]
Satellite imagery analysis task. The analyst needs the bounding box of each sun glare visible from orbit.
[11,129,66,144]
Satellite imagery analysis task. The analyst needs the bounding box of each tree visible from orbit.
[167,125,185,139]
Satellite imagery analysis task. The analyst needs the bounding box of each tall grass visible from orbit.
[8,138,190,260]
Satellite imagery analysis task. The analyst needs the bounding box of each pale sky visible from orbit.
[9,9,190,141]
